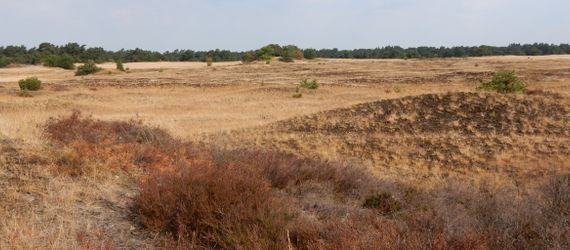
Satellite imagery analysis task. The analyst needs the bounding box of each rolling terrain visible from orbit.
[0,56,569,249]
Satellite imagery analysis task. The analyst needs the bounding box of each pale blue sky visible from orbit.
[1,0,568,51]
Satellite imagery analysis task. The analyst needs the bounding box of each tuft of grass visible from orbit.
[478,70,526,93]
[299,79,319,89]
[292,87,303,98]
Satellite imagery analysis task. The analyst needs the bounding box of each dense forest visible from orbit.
[1,42,569,68]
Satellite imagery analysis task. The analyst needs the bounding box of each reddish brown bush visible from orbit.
[137,161,292,249]
[44,111,189,174]
[206,149,379,197]
[45,110,175,148]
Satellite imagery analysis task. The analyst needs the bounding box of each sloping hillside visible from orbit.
[228,92,570,179]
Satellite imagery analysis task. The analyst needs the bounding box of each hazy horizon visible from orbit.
[1,0,568,52]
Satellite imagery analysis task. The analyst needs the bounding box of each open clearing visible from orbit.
[1,56,569,249]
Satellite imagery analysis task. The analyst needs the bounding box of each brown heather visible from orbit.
[32,112,569,249]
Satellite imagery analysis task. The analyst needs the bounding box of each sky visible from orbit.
[0,0,569,52]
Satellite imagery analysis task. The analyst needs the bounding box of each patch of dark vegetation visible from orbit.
[363,192,402,215]
[43,112,570,249]
[44,54,75,70]
[18,77,42,91]
[75,60,101,76]
[280,92,570,136]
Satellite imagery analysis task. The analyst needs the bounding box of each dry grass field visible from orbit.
[1,56,569,249]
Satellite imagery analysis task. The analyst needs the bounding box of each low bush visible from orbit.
[303,49,318,59]
[479,70,526,93]
[18,77,42,91]
[115,60,125,71]
[138,162,291,249]
[44,54,75,69]
[75,60,101,76]
[299,79,319,89]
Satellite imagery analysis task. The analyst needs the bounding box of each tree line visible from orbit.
[315,43,570,59]
[1,42,569,68]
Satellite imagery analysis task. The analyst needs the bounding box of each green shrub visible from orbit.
[75,60,101,76]
[116,60,125,71]
[18,77,42,91]
[299,79,319,89]
[44,55,75,69]
[303,49,318,59]
[363,192,401,215]
[0,57,11,68]
[479,71,526,93]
